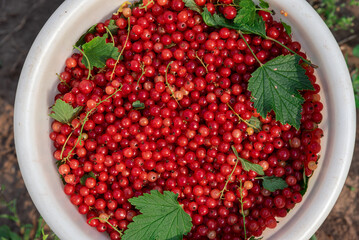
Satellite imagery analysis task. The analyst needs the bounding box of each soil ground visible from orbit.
[0,0,359,239]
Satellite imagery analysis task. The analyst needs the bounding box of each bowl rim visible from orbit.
[14,0,356,239]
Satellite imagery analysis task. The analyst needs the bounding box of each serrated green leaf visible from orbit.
[49,99,83,124]
[259,0,269,9]
[182,0,202,13]
[75,24,96,48]
[241,158,265,175]
[107,19,119,34]
[81,34,120,71]
[281,20,292,35]
[122,190,192,240]
[80,172,96,185]
[202,8,218,27]
[213,14,238,29]
[238,14,266,37]
[248,55,314,129]
[234,0,256,26]
[132,100,145,109]
[232,146,264,175]
[259,176,288,192]
[353,45,359,58]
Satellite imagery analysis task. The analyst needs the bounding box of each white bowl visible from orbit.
[14,0,355,239]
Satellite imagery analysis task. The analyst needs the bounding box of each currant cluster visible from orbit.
[49,0,323,239]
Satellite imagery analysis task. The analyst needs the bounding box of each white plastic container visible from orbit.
[14,0,356,239]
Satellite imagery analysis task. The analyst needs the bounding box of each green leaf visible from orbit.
[132,100,145,109]
[240,158,265,175]
[35,217,44,239]
[352,71,359,108]
[353,45,359,58]
[60,174,66,185]
[300,171,311,196]
[249,237,263,240]
[107,19,119,34]
[238,14,266,37]
[259,176,288,192]
[248,55,314,129]
[202,8,218,27]
[75,24,96,48]
[248,116,261,132]
[0,225,22,240]
[22,224,33,240]
[81,34,120,71]
[0,214,17,222]
[259,0,269,9]
[232,146,264,175]
[213,14,238,29]
[281,20,292,35]
[42,228,49,240]
[182,0,202,13]
[122,190,192,240]
[49,99,83,124]
[234,0,256,26]
[80,172,96,185]
[6,200,17,216]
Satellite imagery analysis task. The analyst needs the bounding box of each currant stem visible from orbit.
[136,63,146,86]
[266,37,318,68]
[89,217,123,236]
[165,61,181,107]
[195,51,208,73]
[105,26,115,47]
[111,17,131,80]
[115,1,132,15]
[219,153,239,200]
[226,102,259,131]
[61,85,123,162]
[56,73,70,88]
[238,31,263,67]
[238,180,247,240]
[139,0,154,10]
[73,45,92,79]
[60,131,73,159]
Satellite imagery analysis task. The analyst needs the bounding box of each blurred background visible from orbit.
[0,0,358,239]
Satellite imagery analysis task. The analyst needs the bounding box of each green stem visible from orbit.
[73,45,92,79]
[226,103,259,131]
[111,17,131,80]
[61,85,123,162]
[136,63,146,86]
[219,155,239,200]
[139,0,154,10]
[56,73,70,88]
[60,131,73,159]
[255,8,272,13]
[105,26,115,47]
[165,61,181,107]
[266,37,318,68]
[238,181,247,240]
[195,51,208,73]
[238,31,263,66]
[89,217,123,236]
